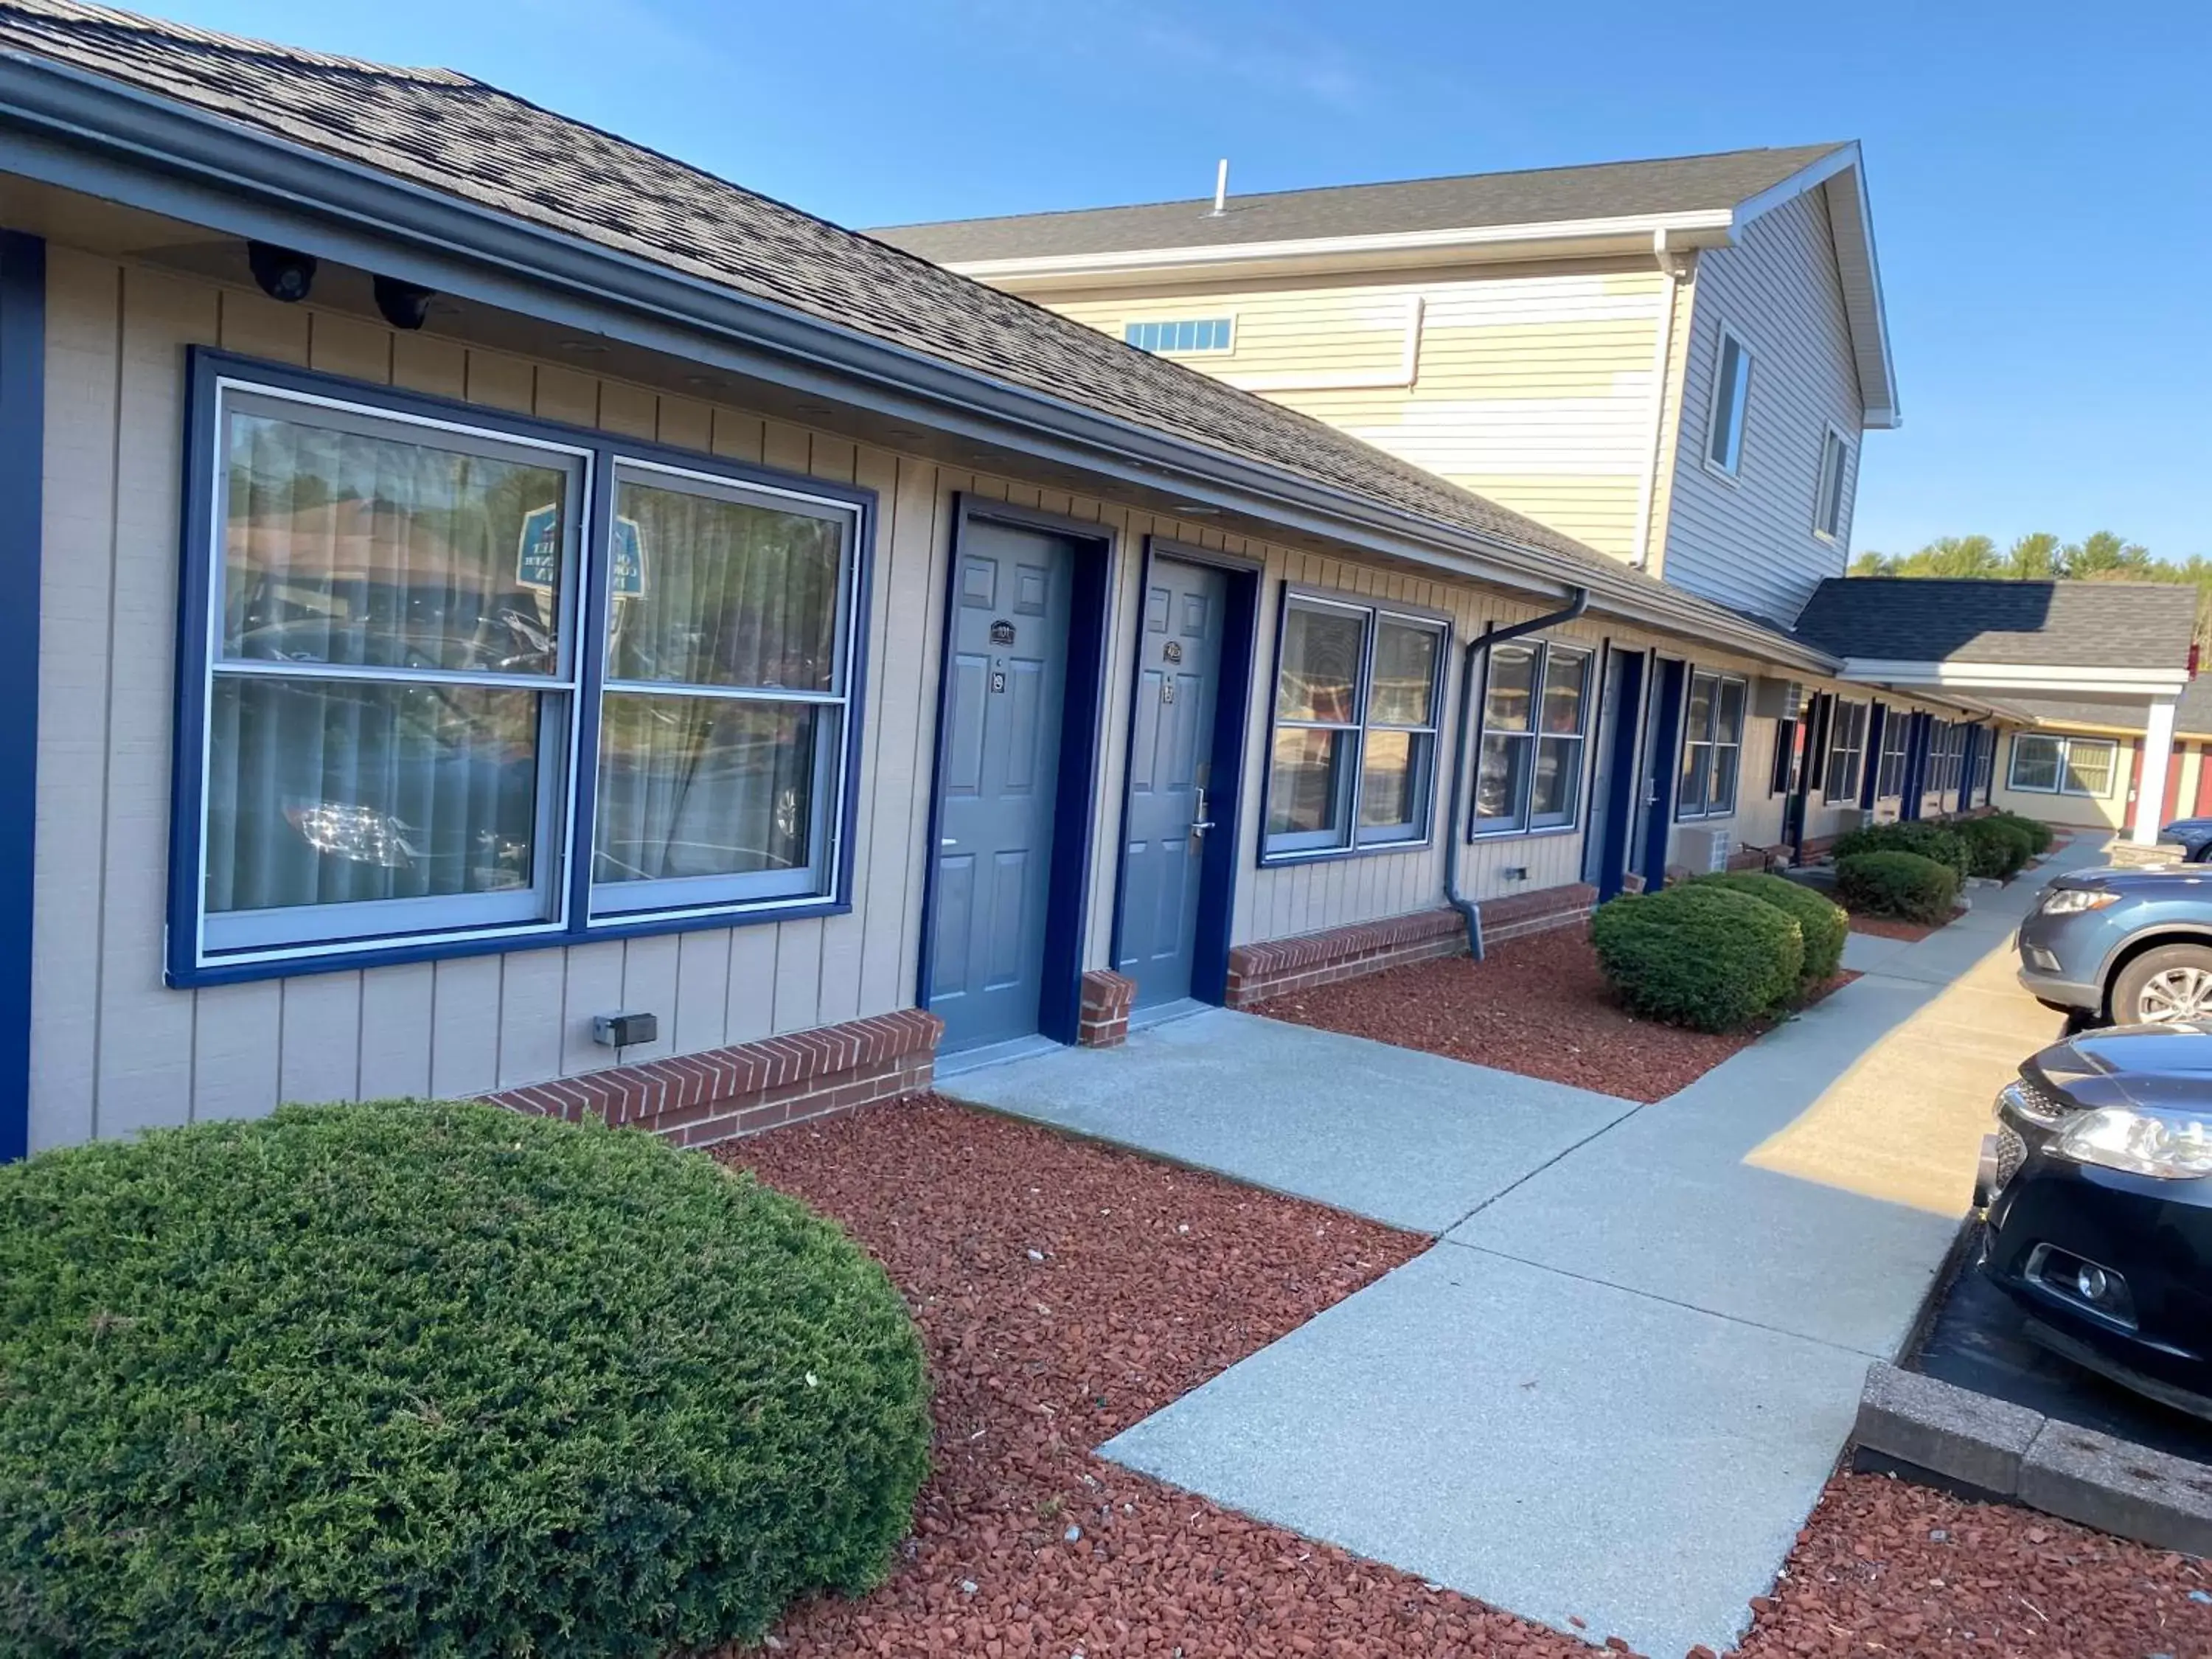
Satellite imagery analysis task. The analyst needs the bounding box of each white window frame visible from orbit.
[175,362,870,978]
[1814,423,1851,540]
[1123,315,1237,356]
[1874,709,1910,799]
[1261,590,1447,862]
[1703,325,1753,479]
[1676,669,1747,819]
[1823,698,1867,800]
[1471,638,1594,837]
[2008,732,2119,799]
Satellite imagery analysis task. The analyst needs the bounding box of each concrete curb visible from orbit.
[1852,1362,2212,1556]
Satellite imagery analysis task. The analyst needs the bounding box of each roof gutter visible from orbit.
[0,52,1835,675]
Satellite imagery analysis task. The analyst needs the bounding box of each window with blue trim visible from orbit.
[184,371,863,972]
[1675,669,1746,818]
[1263,594,1444,858]
[1124,317,1234,355]
[1472,639,1590,835]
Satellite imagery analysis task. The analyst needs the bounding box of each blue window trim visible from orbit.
[1672,666,1749,821]
[0,232,43,1162]
[1256,582,1453,868]
[1468,632,1596,840]
[166,349,876,989]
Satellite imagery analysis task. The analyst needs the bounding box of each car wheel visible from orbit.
[2112,945,2212,1026]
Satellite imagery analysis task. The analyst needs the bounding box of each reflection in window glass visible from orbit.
[223,409,568,675]
[1473,640,1588,833]
[1706,330,1751,474]
[1267,726,1351,839]
[2008,734,2116,798]
[1276,605,1366,723]
[1369,622,1439,726]
[1678,669,1745,819]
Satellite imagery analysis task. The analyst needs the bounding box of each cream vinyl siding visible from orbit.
[1990,729,2137,831]
[1658,187,1864,625]
[1050,265,1667,561]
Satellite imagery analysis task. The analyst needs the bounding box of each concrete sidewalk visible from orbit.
[959,840,2111,1657]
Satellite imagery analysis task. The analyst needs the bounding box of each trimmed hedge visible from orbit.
[1692,871,1849,985]
[1990,810,2055,856]
[1591,884,1804,1033]
[1832,820,1971,883]
[0,1100,933,1659]
[1835,849,1961,925]
[1958,815,2033,880]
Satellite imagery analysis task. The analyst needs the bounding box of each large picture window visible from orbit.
[1676,669,1746,818]
[1824,700,1868,799]
[1263,594,1445,858]
[176,361,867,978]
[2009,733,2118,798]
[1472,639,1591,835]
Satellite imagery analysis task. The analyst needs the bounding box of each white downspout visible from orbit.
[1629,228,1686,572]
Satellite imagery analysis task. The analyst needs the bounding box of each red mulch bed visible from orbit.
[1253,928,1853,1104]
[713,1097,2206,1658]
[1848,914,1944,942]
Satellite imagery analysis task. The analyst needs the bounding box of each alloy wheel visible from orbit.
[2135,966,2212,1024]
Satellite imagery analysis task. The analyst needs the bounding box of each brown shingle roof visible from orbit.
[874,145,1850,265]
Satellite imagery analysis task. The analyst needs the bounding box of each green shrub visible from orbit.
[1957,815,2033,880]
[0,1100,932,1659]
[1835,849,1961,924]
[1591,884,1804,1033]
[1692,871,1849,985]
[1832,820,1971,883]
[1990,810,2055,855]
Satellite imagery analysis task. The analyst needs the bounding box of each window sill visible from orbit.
[1470,822,1581,841]
[1700,459,1743,487]
[165,896,853,988]
[1258,835,1437,869]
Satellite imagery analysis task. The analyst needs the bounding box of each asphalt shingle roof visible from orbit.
[1791,578,2197,670]
[873,145,1848,265]
[1996,677,2212,740]
[0,0,1797,628]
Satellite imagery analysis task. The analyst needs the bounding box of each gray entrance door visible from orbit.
[930,522,1075,1053]
[1116,557,1226,1008]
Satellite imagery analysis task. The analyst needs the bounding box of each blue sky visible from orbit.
[170,0,2211,563]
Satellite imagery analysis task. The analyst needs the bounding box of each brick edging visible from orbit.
[484,1007,942,1148]
[1077,970,1137,1048]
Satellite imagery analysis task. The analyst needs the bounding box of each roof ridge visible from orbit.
[872,141,1852,235]
[0,0,473,85]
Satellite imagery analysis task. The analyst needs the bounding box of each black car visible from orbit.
[1977,1025,2212,1419]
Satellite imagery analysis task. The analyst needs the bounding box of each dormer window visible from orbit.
[1704,327,1752,477]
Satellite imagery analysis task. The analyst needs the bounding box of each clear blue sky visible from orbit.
[169,0,2211,563]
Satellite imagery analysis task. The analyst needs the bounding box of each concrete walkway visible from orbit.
[945,839,2109,1658]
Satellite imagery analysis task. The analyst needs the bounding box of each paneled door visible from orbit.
[1116,557,1227,1007]
[928,522,1076,1052]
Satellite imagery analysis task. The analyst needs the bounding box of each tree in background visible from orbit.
[1850,531,2208,645]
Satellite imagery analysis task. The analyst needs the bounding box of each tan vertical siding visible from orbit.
[1661,189,1863,624]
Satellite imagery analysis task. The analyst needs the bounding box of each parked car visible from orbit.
[1976,1024,2212,1419]
[2017,866,2212,1026]
[2159,818,2212,863]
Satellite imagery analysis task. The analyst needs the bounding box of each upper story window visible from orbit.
[1676,669,1745,818]
[1874,709,1910,799]
[1703,327,1753,477]
[1124,317,1234,355]
[2009,733,2118,798]
[1263,593,1446,859]
[1814,425,1851,539]
[176,361,866,978]
[1824,699,1868,799]
[1472,638,1592,835]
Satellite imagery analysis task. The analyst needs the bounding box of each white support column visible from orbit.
[2133,695,2179,844]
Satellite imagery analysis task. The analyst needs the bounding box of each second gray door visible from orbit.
[1116,556,1226,1008]
[930,522,1075,1053]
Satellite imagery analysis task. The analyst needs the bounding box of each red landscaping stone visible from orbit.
[715,1096,2205,1658]
[1253,928,1851,1105]
[1849,914,1944,943]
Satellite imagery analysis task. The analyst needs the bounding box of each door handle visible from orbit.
[1189,788,1214,843]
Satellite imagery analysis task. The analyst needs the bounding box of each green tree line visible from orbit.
[1851,531,2212,646]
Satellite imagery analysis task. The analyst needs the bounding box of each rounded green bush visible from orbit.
[1590,884,1804,1033]
[1835,849,1961,925]
[1958,816,2032,880]
[1991,811,2054,856]
[1832,820,1970,883]
[1691,871,1848,985]
[0,1100,932,1659]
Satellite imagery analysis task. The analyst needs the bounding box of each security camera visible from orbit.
[373,276,437,331]
[246,241,317,304]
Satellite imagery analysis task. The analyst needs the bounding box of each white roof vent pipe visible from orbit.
[1211,159,1229,216]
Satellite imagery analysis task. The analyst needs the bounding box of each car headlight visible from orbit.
[2039,888,2119,916]
[2052,1105,2212,1179]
